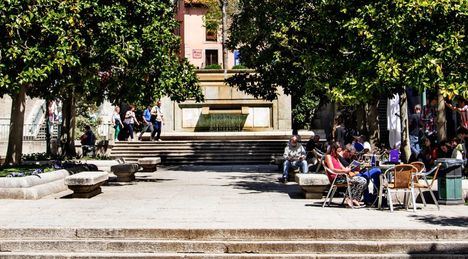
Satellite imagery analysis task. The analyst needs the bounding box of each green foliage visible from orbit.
[228,0,467,114]
[0,0,204,105]
[75,95,101,136]
[205,64,223,69]
[0,166,54,177]
[0,0,85,98]
[232,64,247,69]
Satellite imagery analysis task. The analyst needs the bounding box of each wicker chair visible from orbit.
[379,164,418,212]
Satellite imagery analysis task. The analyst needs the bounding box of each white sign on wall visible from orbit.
[192,49,203,59]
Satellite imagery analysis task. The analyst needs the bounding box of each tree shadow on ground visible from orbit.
[162,165,279,174]
[135,175,175,183]
[219,173,303,197]
[409,215,468,227]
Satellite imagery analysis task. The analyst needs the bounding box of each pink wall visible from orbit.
[179,3,235,69]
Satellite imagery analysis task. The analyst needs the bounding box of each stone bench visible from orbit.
[138,157,161,172]
[65,171,109,198]
[110,164,140,182]
[295,173,329,199]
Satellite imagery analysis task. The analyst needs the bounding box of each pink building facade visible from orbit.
[176,0,236,69]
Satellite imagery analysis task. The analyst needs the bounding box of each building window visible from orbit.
[206,30,217,41]
[205,49,219,67]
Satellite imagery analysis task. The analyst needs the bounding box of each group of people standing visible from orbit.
[409,98,467,168]
[112,101,164,142]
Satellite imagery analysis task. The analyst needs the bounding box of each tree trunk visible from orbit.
[60,91,77,158]
[4,85,27,166]
[366,100,380,151]
[356,105,366,136]
[221,0,228,71]
[45,99,51,155]
[400,90,411,163]
[437,88,447,142]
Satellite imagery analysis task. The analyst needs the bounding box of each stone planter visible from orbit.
[110,164,140,182]
[295,173,329,199]
[138,157,161,172]
[0,170,70,199]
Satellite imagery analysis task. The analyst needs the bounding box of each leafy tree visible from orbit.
[228,0,466,159]
[0,0,85,164]
[1,0,203,164]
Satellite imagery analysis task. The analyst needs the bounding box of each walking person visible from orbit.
[112,106,124,142]
[138,105,154,141]
[151,101,164,141]
[124,105,139,141]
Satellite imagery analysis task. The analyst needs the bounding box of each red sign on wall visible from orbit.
[192,49,202,59]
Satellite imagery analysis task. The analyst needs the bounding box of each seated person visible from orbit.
[325,142,367,207]
[338,144,382,204]
[80,125,96,156]
[280,135,308,183]
[420,137,437,168]
[437,140,452,158]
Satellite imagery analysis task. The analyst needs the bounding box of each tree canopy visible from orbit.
[0,0,204,105]
[227,0,467,110]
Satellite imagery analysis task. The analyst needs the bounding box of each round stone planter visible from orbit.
[0,170,70,199]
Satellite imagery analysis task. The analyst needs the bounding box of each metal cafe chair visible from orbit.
[411,162,441,211]
[322,160,354,209]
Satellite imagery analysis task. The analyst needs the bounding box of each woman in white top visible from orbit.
[112,106,124,141]
[123,105,140,141]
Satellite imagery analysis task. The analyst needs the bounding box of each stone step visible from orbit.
[1,252,466,259]
[1,228,466,241]
[4,252,466,258]
[109,139,290,165]
[1,239,467,254]
[110,153,280,158]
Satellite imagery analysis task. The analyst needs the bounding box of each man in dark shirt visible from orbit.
[80,125,96,156]
[409,105,424,158]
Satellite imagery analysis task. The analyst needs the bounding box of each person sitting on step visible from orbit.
[80,125,96,157]
[280,135,308,183]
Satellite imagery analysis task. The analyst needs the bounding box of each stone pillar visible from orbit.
[161,97,175,133]
[276,90,292,131]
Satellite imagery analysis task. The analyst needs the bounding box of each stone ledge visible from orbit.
[0,170,69,189]
[0,179,69,200]
[0,170,70,199]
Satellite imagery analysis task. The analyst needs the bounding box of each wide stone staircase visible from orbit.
[110,140,287,165]
[0,228,467,258]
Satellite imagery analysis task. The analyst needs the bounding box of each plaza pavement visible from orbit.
[0,165,466,230]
